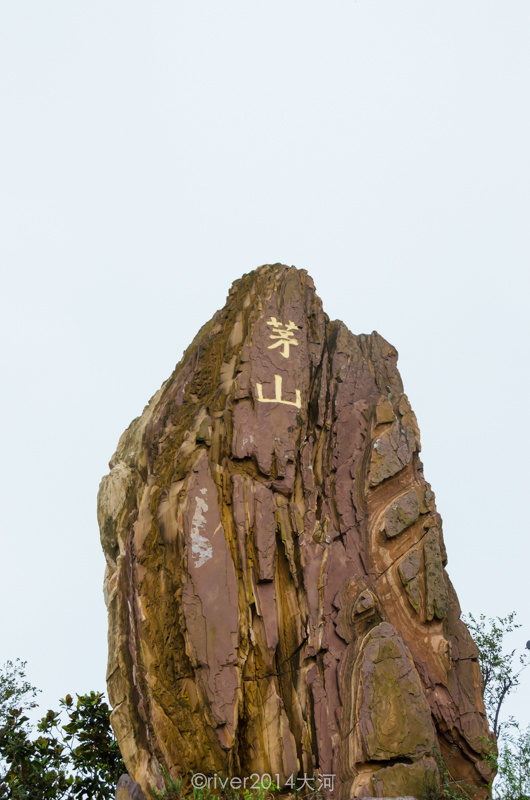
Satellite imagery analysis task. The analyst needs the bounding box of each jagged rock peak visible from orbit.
[98,264,494,799]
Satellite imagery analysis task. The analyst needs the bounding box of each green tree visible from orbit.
[465,612,530,800]
[0,660,124,800]
[0,660,39,729]
[494,723,530,800]
[465,611,528,740]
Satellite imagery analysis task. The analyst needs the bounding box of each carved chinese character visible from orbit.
[266,317,299,359]
[256,374,301,409]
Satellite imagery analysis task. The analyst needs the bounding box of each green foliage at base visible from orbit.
[421,748,478,800]
[464,611,530,800]
[480,723,530,800]
[0,661,124,800]
[152,769,185,800]
[153,774,282,800]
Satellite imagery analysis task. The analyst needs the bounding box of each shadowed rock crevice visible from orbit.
[98,264,494,799]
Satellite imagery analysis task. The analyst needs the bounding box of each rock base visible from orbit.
[115,774,147,800]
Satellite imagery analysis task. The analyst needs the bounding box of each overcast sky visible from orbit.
[1,1,529,734]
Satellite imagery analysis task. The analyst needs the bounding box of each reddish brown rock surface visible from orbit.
[98,264,494,799]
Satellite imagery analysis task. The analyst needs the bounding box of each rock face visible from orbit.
[115,774,147,800]
[98,265,494,799]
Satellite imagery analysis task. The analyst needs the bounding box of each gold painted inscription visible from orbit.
[256,374,301,409]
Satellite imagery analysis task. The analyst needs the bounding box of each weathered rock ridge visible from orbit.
[98,265,493,799]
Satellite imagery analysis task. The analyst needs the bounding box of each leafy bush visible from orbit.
[465,612,529,740]
[0,661,124,799]
[465,611,530,800]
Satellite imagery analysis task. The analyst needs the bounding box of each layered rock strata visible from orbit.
[98,264,494,799]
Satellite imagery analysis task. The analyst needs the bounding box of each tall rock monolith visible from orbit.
[98,264,494,799]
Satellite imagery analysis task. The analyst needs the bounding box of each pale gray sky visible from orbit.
[1,1,529,731]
